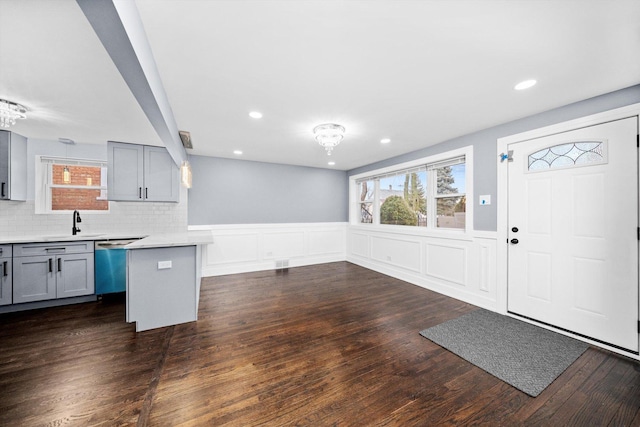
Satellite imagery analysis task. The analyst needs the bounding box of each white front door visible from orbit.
[507,116,639,352]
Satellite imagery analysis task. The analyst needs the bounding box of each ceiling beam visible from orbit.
[76,0,187,166]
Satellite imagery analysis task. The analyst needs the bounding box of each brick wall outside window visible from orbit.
[51,165,108,211]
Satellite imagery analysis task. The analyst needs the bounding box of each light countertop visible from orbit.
[125,231,214,249]
[0,233,145,244]
[0,231,213,248]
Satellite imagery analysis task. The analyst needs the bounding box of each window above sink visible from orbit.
[35,156,110,214]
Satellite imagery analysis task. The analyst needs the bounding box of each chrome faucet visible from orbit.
[72,210,82,235]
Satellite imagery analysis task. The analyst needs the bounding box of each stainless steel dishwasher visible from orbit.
[94,239,138,295]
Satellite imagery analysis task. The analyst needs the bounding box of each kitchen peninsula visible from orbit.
[125,230,213,332]
[0,231,213,332]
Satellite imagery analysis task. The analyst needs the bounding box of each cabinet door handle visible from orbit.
[1,182,5,198]
[1,261,5,277]
[139,187,142,199]
[46,248,66,253]
[48,258,53,273]
[145,187,148,199]
[57,258,62,272]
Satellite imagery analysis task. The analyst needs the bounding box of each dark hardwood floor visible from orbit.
[1,262,638,426]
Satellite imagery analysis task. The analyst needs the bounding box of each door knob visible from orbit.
[510,238,519,244]
[511,227,519,233]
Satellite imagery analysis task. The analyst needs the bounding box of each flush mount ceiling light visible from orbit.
[249,111,263,119]
[0,98,27,128]
[313,123,345,156]
[380,138,391,144]
[514,79,537,90]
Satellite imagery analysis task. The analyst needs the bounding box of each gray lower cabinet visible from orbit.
[127,245,198,331]
[12,241,95,304]
[0,245,12,305]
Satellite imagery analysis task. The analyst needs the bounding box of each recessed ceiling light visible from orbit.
[233,150,243,155]
[328,161,336,166]
[249,111,263,119]
[380,138,391,144]
[514,79,537,91]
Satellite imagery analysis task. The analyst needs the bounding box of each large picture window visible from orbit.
[378,168,427,226]
[352,147,471,231]
[36,157,109,213]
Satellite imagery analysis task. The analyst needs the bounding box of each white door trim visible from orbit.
[497,102,640,359]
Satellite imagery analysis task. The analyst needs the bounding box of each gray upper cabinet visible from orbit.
[107,141,144,201]
[107,141,179,202]
[0,130,27,201]
[143,145,180,202]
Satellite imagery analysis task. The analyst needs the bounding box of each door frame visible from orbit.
[497,102,640,359]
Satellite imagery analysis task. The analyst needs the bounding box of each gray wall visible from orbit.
[188,155,349,225]
[348,84,640,231]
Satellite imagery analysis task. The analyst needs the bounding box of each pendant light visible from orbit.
[63,166,71,184]
[59,138,75,184]
[180,160,192,188]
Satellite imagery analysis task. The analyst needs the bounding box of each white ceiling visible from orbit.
[1,0,639,170]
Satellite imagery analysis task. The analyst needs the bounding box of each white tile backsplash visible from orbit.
[0,186,188,238]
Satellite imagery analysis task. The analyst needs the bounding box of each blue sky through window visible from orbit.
[378,165,465,194]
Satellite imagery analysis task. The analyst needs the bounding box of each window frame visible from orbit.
[357,179,375,224]
[349,145,473,235]
[35,156,110,214]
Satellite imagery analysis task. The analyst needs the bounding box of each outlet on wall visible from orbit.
[158,260,172,270]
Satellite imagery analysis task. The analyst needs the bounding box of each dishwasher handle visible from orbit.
[95,239,139,250]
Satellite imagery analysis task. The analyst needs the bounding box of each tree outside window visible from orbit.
[434,163,465,229]
[379,169,426,227]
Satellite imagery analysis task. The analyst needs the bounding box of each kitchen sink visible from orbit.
[42,233,105,241]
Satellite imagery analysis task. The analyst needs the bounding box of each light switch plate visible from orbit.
[158,260,172,270]
[479,195,491,205]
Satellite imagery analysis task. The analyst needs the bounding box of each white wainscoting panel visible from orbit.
[206,233,259,266]
[309,230,344,256]
[191,223,347,276]
[425,243,466,285]
[263,232,305,259]
[347,227,498,311]
[371,236,421,273]
[350,232,370,258]
[477,239,492,293]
